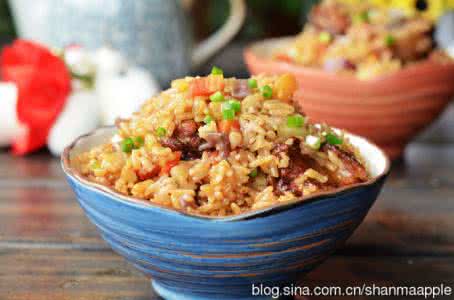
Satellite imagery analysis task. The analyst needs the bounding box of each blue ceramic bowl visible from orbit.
[62,127,390,300]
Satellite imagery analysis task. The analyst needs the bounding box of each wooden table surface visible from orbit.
[0,38,453,298]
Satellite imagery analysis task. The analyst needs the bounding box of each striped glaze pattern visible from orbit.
[244,37,454,160]
[62,128,389,300]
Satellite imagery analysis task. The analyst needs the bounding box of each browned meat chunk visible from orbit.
[273,145,309,196]
[198,132,231,159]
[323,144,368,185]
[394,33,433,62]
[160,120,203,160]
[392,19,433,62]
[175,120,198,140]
[161,137,184,151]
[272,143,290,155]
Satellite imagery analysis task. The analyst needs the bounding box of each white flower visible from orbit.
[0,83,26,147]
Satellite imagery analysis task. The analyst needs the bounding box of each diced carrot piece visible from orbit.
[218,120,240,134]
[189,78,209,97]
[275,53,294,63]
[189,75,225,97]
[136,165,161,181]
[231,120,241,131]
[274,74,298,102]
[218,120,230,133]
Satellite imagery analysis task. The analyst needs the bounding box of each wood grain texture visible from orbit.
[1,248,453,300]
[1,142,453,299]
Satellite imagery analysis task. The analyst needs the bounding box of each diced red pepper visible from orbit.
[136,165,161,181]
[189,75,225,97]
[160,151,182,175]
[317,44,329,57]
[275,53,294,63]
[231,120,241,131]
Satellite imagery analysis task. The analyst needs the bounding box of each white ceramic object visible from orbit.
[93,46,128,75]
[96,67,159,125]
[0,83,25,147]
[47,90,100,156]
[93,47,160,125]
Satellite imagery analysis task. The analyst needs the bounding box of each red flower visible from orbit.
[0,39,71,155]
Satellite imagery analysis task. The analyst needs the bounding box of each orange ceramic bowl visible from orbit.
[244,37,454,159]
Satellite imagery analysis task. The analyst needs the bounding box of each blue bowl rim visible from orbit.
[61,126,391,222]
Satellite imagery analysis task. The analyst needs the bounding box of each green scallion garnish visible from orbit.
[210,91,225,102]
[261,85,273,99]
[287,114,305,128]
[247,78,258,89]
[356,10,369,23]
[385,34,396,47]
[222,108,235,120]
[156,127,167,137]
[319,31,331,43]
[326,133,343,145]
[121,137,135,153]
[90,160,101,169]
[133,136,144,147]
[204,115,213,124]
[249,169,258,177]
[211,66,223,76]
[224,99,241,113]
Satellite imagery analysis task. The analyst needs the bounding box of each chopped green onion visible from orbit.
[133,136,144,147]
[221,100,241,120]
[121,136,144,152]
[287,114,305,128]
[361,10,370,22]
[326,133,343,145]
[305,135,321,150]
[204,115,213,124]
[247,78,258,89]
[230,101,241,113]
[222,108,235,120]
[319,31,331,43]
[249,169,258,177]
[90,161,101,169]
[277,124,305,138]
[224,99,241,113]
[385,34,396,47]
[355,10,369,23]
[156,127,167,137]
[210,91,225,102]
[211,66,223,76]
[121,137,135,153]
[261,85,273,99]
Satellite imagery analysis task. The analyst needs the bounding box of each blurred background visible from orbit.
[0,0,452,153]
[0,0,317,77]
[0,0,14,39]
[0,0,315,41]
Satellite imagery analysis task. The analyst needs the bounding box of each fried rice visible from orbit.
[71,71,370,217]
[276,0,452,80]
